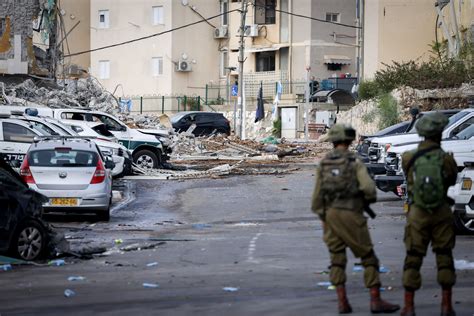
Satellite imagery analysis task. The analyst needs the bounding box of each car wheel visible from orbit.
[10,220,47,261]
[453,210,474,235]
[133,149,159,169]
[97,198,112,222]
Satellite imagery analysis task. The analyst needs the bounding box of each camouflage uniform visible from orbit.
[311,124,399,314]
[400,112,457,316]
[312,149,380,288]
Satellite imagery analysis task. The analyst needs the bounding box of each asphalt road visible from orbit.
[1,168,473,316]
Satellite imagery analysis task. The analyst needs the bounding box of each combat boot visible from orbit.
[440,288,456,316]
[369,287,400,314]
[400,290,415,316]
[336,285,352,314]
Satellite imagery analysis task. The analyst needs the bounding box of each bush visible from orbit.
[377,93,400,129]
[358,80,380,100]
[272,118,281,137]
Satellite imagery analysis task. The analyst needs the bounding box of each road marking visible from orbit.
[247,232,262,263]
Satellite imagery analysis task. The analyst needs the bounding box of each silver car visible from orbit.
[20,137,114,221]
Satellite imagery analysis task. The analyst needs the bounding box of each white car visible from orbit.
[21,137,114,221]
[449,162,474,235]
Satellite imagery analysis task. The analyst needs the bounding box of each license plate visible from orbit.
[50,198,78,206]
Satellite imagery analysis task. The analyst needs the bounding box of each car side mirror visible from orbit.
[105,159,115,170]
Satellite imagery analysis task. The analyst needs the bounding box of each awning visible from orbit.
[323,55,351,65]
[246,44,289,53]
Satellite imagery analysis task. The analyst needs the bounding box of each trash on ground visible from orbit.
[146,262,159,267]
[379,266,390,273]
[454,259,474,270]
[114,239,123,245]
[353,266,364,272]
[0,264,12,271]
[317,281,332,287]
[223,287,239,292]
[143,283,159,288]
[192,223,213,230]
[48,259,66,266]
[67,276,86,282]
[64,289,76,297]
[120,241,166,252]
[327,285,336,290]
[0,255,27,265]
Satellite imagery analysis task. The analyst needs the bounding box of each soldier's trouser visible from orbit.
[403,204,456,290]
[323,208,381,288]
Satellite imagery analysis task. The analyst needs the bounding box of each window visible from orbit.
[220,51,228,77]
[327,63,342,71]
[326,13,340,23]
[152,6,164,25]
[98,10,110,28]
[221,1,228,26]
[256,51,275,72]
[3,123,37,143]
[152,57,163,76]
[255,0,276,25]
[99,60,110,79]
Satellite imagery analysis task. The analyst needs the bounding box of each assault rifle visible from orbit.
[364,203,377,219]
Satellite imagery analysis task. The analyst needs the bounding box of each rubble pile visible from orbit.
[1,78,164,129]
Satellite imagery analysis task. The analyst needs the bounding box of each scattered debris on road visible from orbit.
[64,289,76,298]
[143,283,159,288]
[222,287,239,292]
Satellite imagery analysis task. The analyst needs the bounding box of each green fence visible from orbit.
[118,96,201,115]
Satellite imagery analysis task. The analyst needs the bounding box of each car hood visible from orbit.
[388,138,474,155]
[137,128,171,137]
[371,133,421,146]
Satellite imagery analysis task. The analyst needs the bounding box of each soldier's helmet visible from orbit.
[415,112,448,137]
[327,124,356,142]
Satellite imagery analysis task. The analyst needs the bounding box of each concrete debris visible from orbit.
[1,78,165,129]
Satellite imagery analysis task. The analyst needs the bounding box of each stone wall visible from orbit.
[335,99,381,137]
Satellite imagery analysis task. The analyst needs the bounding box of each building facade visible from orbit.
[89,0,221,97]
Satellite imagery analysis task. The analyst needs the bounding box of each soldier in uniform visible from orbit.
[311,124,400,314]
[400,113,458,316]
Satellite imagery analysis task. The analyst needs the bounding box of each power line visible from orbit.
[64,9,239,58]
[254,4,361,29]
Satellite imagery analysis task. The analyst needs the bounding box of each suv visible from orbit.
[28,107,171,169]
[171,111,230,136]
[449,162,474,235]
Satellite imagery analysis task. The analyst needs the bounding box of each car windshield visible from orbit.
[407,111,469,133]
[48,121,77,136]
[170,113,188,124]
[28,149,98,167]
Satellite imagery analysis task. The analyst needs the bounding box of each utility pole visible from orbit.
[238,0,248,139]
[304,66,310,142]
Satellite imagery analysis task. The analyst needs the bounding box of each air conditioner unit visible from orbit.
[244,24,259,37]
[214,26,228,39]
[176,59,192,72]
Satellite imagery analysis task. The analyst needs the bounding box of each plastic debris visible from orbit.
[64,289,76,297]
[223,287,239,292]
[454,259,474,270]
[146,262,159,267]
[379,266,390,273]
[353,266,364,272]
[143,283,159,288]
[317,281,332,287]
[48,259,66,266]
[192,223,212,230]
[328,285,336,290]
[67,276,86,282]
[114,239,123,245]
[0,264,12,271]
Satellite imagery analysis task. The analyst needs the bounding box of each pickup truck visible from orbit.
[375,123,474,195]
[448,162,474,235]
[367,109,471,176]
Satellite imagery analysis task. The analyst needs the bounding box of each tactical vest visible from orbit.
[319,152,360,206]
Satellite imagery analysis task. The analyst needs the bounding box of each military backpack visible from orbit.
[319,152,360,204]
[407,147,446,210]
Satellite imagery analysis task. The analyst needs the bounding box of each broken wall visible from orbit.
[0,0,42,74]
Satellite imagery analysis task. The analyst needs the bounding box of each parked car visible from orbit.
[357,121,411,163]
[0,157,50,260]
[171,111,231,136]
[367,109,469,176]
[50,108,172,169]
[375,122,474,195]
[449,162,474,235]
[6,112,129,177]
[20,137,115,221]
